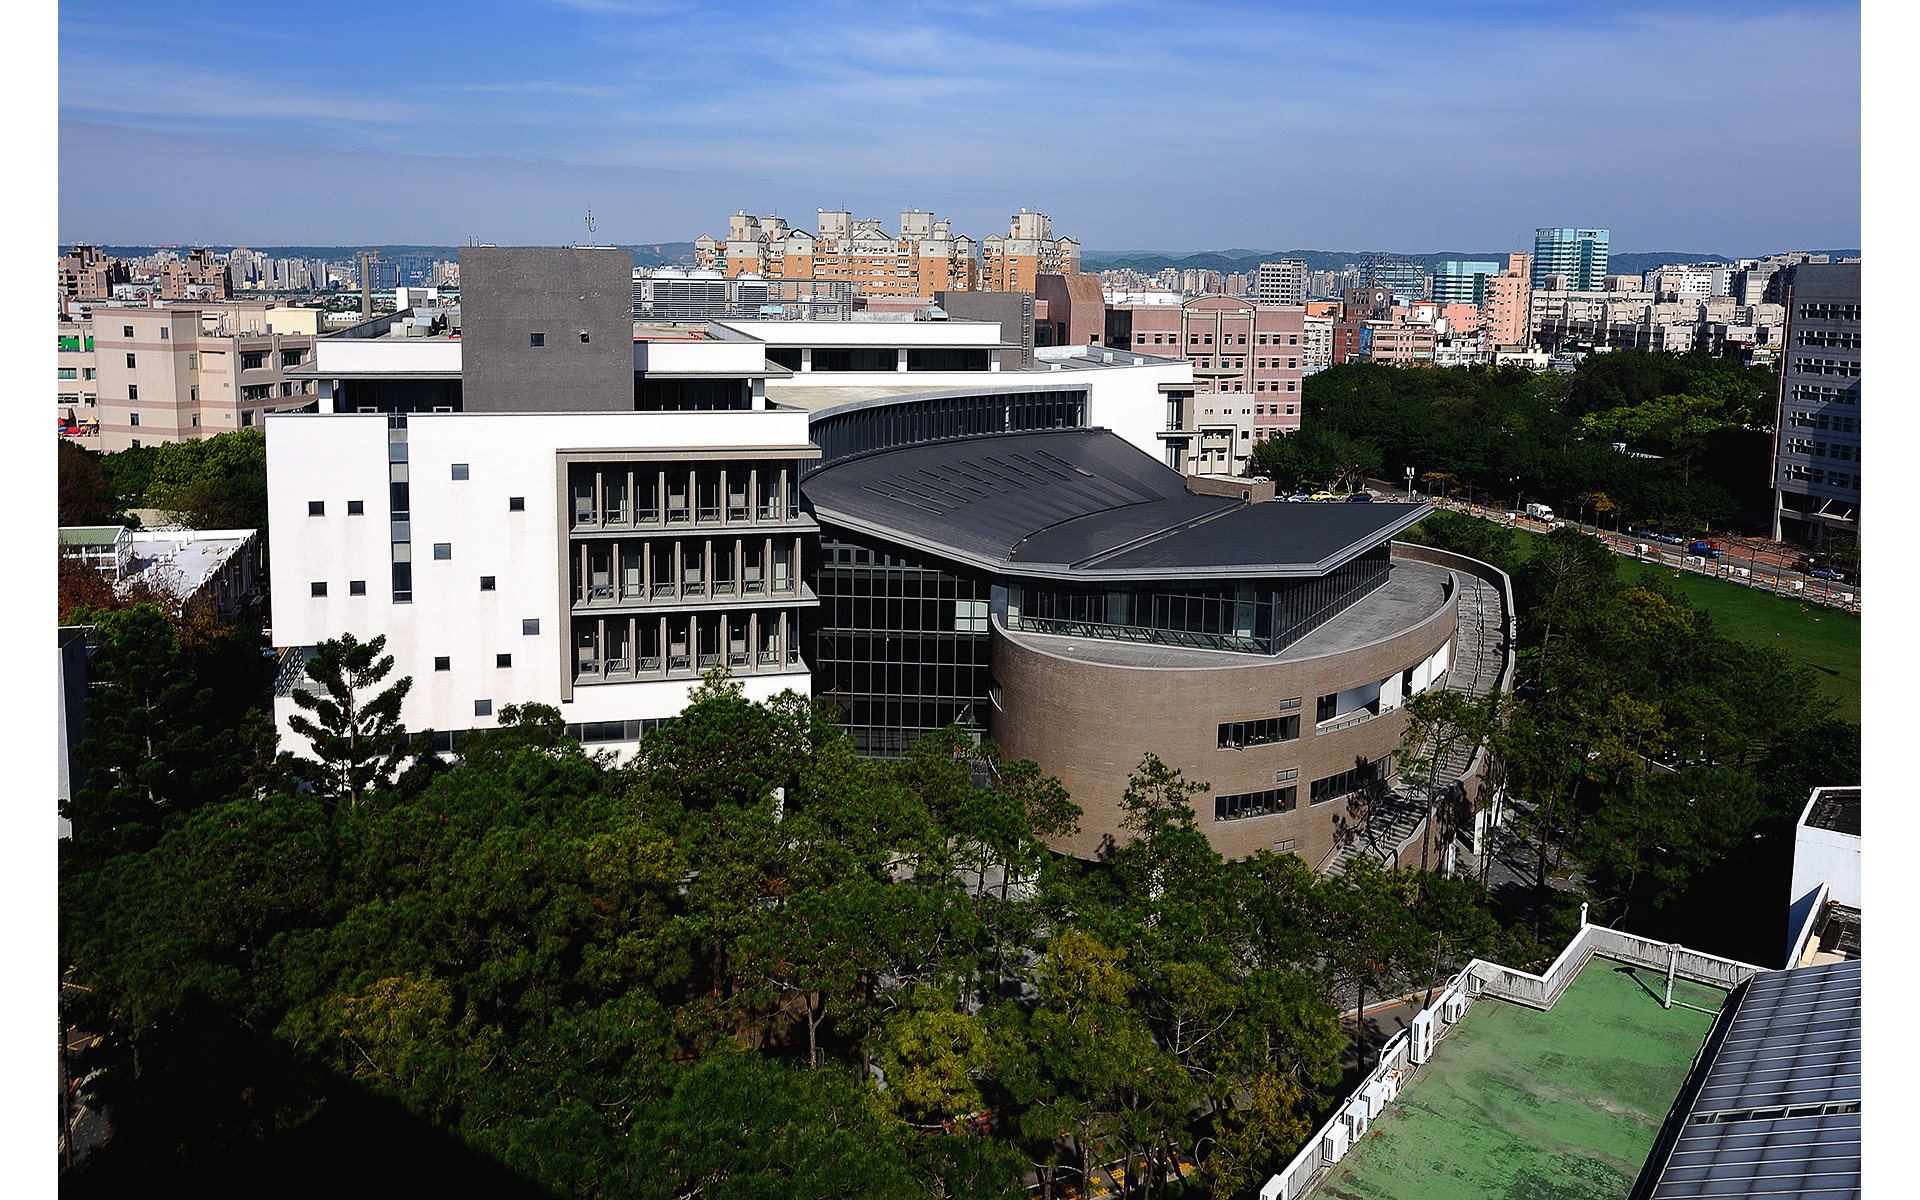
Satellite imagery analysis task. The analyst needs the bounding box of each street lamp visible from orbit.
[1405,466,1415,504]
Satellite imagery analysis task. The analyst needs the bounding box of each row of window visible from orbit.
[433,654,514,669]
[56,367,95,380]
[1792,357,1860,377]
[1132,332,1302,347]
[1217,706,1303,750]
[1787,412,1858,433]
[1784,439,1858,462]
[527,332,594,347]
[1797,330,1860,348]
[1791,384,1858,406]
[310,492,524,517]
[1798,302,1860,321]
[1782,465,1859,490]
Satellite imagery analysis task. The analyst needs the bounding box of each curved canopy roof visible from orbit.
[801,428,1429,582]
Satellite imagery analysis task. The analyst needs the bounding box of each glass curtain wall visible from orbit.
[808,534,996,758]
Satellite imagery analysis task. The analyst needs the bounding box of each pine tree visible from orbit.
[286,632,417,808]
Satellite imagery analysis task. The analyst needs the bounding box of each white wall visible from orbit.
[313,337,462,377]
[266,408,814,755]
[1792,824,1861,909]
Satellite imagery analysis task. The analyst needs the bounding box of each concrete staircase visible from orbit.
[1323,570,1510,876]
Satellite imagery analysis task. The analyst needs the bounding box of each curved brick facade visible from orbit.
[991,557,1460,865]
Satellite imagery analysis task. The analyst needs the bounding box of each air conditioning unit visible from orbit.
[1321,1122,1351,1164]
[1410,1010,1438,1063]
[1259,1174,1289,1200]
[1379,1067,1403,1102]
[1362,1080,1390,1116]
[1342,1099,1371,1140]
[1441,990,1466,1023]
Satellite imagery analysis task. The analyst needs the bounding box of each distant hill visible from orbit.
[66,243,701,269]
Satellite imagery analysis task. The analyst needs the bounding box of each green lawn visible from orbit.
[1501,526,1861,724]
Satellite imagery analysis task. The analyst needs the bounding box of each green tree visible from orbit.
[59,439,117,525]
[285,632,418,808]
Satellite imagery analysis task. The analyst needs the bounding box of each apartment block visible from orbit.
[57,244,131,300]
[89,301,322,452]
[1255,260,1309,306]
[1483,254,1532,347]
[1430,260,1500,306]
[1770,262,1861,545]
[695,209,979,297]
[981,210,1079,293]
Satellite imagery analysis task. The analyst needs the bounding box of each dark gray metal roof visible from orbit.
[1639,959,1861,1200]
[800,428,1429,582]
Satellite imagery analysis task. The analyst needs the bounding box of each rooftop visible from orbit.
[1636,959,1860,1200]
[1320,958,1727,1200]
[802,428,1428,583]
[996,557,1450,670]
[1802,787,1860,837]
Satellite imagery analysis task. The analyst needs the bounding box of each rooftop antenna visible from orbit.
[585,210,596,248]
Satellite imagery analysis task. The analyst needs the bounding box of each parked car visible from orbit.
[1808,567,1847,581]
[1285,492,1313,503]
[1344,492,1374,503]
[1310,490,1338,502]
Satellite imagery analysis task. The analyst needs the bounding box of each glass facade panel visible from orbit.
[809,535,995,758]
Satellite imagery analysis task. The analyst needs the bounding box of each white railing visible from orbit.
[1262,917,1766,1199]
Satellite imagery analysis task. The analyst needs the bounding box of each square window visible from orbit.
[129,412,140,426]
[508,496,525,511]
[308,500,325,516]
[451,463,469,480]
[529,333,545,347]
[310,581,328,597]
[480,576,496,591]
[496,653,512,668]
[434,656,450,671]
[348,500,365,515]
[433,543,451,559]
[475,699,493,717]
[349,580,366,596]
[122,325,134,338]
[522,619,540,635]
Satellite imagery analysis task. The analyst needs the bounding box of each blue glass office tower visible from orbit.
[1431,260,1501,306]
[1531,228,1609,291]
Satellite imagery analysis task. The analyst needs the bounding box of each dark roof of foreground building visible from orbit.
[800,428,1428,582]
[1633,958,1861,1200]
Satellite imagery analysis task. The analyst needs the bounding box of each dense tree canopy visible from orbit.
[1297,351,1778,531]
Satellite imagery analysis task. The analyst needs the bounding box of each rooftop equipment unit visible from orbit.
[1361,1080,1390,1117]
[1410,1010,1438,1063]
[1441,990,1466,1023]
[1321,1122,1350,1164]
[1259,1174,1289,1200]
[1342,1099,1371,1140]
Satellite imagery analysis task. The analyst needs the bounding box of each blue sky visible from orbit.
[58,0,1860,254]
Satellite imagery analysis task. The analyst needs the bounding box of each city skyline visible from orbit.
[58,1,1859,252]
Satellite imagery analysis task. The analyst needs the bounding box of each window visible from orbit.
[310,581,328,597]
[523,619,540,635]
[242,411,256,427]
[348,500,364,515]
[159,328,168,340]
[579,331,590,343]
[434,657,450,671]
[349,580,367,596]
[126,353,137,368]
[480,576,496,591]
[130,439,140,448]
[127,385,137,401]
[190,414,199,427]
[186,354,197,370]
[451,463,469,480]
[1238,334,1247,344]
[496,653,512,668]
[58,367,76,380]
[129,413,140,427]
[122,325,134,338]
[475,699,493,717]
[308,500,325,516]
[1215,787,1297,821]
[433,543,451,559]
[83,368,96,380]
[189,386,198,403]
[1217,715,1300,749]
[281,349,303,367]
[241,351,266,370]
[529,333,545,347]
[1316,693,1338,722]
[508,496,525,511]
